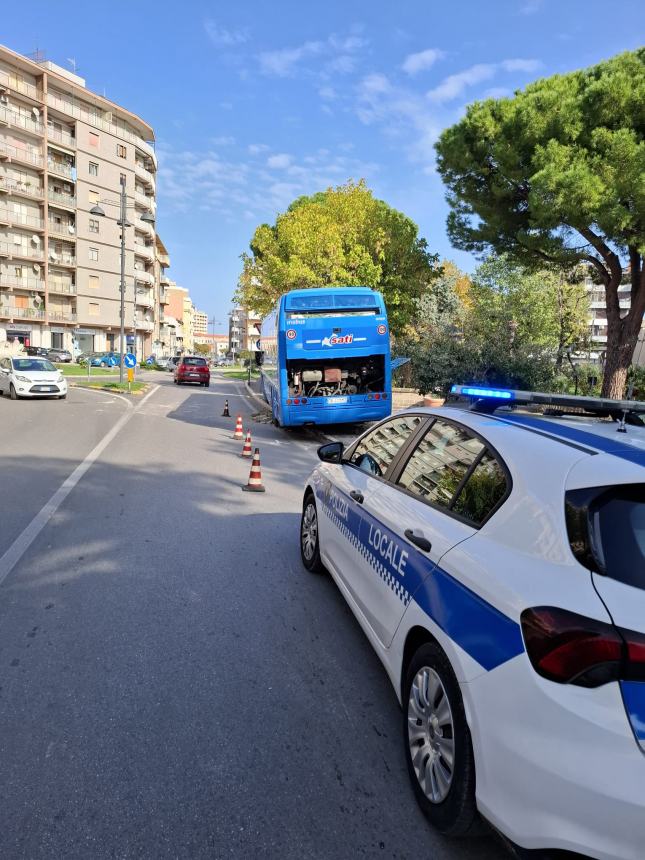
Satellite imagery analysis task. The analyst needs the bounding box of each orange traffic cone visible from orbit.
[233,414,244,439]
[240,429,253,458]
[222,399,230,417]
[242,448,266,493]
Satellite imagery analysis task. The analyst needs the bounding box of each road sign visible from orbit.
[124,353,136,369]
[127,368,135,383]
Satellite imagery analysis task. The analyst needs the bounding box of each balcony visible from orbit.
[0,176,44,199]
[0,273,45,290]
[134,243,154,261]
[47,126,76,148]
[0,241,44,261]
[48,189,76,209]
[135,161,155,186]
[0,71,41,101]
[48,222,76,240]
[136,290,154,308]
[0,208,44,230]
[0,107,44,137]
[47,309,77,323]
[48,160,75,180]
[136,319,154,332]
[50,251,77,267]
[159,288,168,304]
[0,141,44,168]
[0,304,45,320]
[48,280,76,295]
[134,270,154,285]
[134,189,154,211]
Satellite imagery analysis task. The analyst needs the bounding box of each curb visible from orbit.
[244,380,271,413]
[70,381,150,397]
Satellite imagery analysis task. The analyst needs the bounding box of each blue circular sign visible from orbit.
[124,353,137,368]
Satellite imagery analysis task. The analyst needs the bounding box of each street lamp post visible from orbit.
[90,175,155,384]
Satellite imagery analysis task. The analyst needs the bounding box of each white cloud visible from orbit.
[402,48,446,76]
[426,63,496,103]
[267,153,292,169]
[248,143,270,155]
[258,41,324,77]
[501,58,541,72]
[211,135,235,146]
[204,20,249,47]
[318,86,337,100]
[519,0,543,14]
[258,31,368,78]
[427,58,541,103]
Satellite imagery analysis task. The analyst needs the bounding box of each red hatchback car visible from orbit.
[174,356,210,387]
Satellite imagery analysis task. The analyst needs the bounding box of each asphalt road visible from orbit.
[0,375,506,859]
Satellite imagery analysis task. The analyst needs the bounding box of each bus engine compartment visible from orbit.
[286,357,385,397]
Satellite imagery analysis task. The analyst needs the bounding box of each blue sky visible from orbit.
[4,1,644,331]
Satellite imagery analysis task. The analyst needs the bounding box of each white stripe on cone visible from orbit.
[233,415,243,439]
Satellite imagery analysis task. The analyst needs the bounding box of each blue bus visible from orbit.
[259,287,392,427]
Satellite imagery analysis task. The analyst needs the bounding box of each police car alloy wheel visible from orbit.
[403,642,477,836]
[300,494,325,574]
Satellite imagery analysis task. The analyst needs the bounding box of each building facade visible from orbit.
[583,270,644,365]
[0,44,158,357]
[228,306,261,358]
[193,309,208,336]
[194,332,228,358]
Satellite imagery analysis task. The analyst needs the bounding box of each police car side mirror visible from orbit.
[317,442,344,464]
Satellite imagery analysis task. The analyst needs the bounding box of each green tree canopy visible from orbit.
[435,49,645,397]
[236,180,438,334]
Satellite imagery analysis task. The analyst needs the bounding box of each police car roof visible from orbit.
[408,403,645,472]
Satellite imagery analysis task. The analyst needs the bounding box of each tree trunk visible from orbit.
[601,315,641,398]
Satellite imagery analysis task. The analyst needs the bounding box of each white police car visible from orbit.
[299,386,645,859]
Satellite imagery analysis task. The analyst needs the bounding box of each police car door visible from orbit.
[357,418,493,648]
[325,414,426,605]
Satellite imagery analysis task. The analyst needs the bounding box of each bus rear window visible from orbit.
[285,293,378,312]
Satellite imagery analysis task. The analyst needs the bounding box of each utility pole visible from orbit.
[118,175,127,384]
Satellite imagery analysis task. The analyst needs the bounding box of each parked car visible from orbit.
[0,356,67,399]
[155,357,170,369]
[166,356,181,372]
[89,352,120,367]
[46,348,73,363]
[25,346,49,358]
[174,356,210,386]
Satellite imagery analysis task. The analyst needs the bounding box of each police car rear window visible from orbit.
[593,486,644,590]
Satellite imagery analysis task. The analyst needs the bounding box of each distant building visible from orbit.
[228,306,261,357]
[194,332,228,358]
[193,309,208,335]
[583,268,644,364]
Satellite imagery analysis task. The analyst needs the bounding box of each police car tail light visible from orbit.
[521,607,623,688]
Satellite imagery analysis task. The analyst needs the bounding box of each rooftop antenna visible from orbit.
[67,57,80,74]
[27,48,46,63]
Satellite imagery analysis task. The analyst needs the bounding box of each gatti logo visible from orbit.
[321,333,354,347]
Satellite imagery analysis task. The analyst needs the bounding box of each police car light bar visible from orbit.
[449,384,645,416]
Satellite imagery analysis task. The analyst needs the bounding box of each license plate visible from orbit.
[328,396,348,404]
[189,373,200,378]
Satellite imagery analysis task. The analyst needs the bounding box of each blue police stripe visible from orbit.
[318,483,524,671]
[503,414,645,467]
[620,681,645,748]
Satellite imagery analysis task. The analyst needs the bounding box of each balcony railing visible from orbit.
[136,292,154,307]
[134,270,154,285]
[0,107,44,136]
[0,208,44,229]
[45,92,156,164]
[47,310,77,322]
[47,126,76,148]
[134,243,154,260]
[48,280,76,295]
[48,160,75,180]
[0,242,44,260]
[50,252,76,266]
[48,223,76,239]
[159,288,168,303]
[134,189,154,211]
[0,176,45,199]
[135,161,155,186]
[0,305,45,319]
[0,273,45,290]
[0,71,41,100]
[48,190,76,208]
[0,141,44,167]
[137,320,154,331]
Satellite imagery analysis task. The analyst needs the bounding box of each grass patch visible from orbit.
[57,363,119,376]
[216,367,260,380]
[72,380,147,394]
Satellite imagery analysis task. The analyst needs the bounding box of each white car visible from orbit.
[0,355,68,399]
[300,385,645,860]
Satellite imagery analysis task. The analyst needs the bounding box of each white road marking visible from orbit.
[0,384,159,588]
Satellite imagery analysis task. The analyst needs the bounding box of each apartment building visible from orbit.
[583,270,644,365]
[194,332,228,358]
[228,306,261,358]
[0,44,158,356]
[165,283,197,354]
[193,309,208,336]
